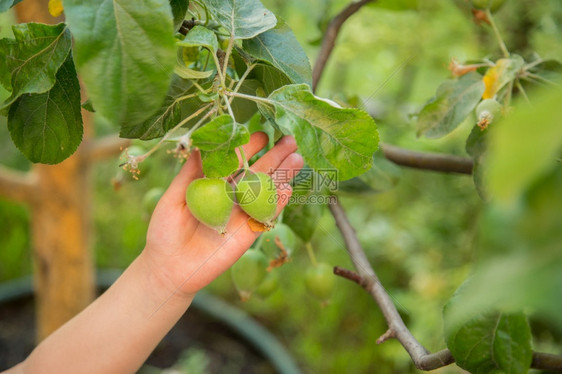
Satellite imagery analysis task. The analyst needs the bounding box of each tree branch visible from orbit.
[380,143,474,175]
[0,165,37,205]
[312,0,374,92]
[328,198,452,370]
[532,352,562,371]
[84,134,131,162]
[330,201,562,371]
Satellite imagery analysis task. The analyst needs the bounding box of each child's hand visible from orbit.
[142,132,303,298]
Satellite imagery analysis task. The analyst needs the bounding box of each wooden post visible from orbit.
[14,0,95,341]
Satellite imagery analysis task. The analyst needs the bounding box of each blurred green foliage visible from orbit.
[1,0,561,373]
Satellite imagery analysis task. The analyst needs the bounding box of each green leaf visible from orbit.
[174,64,213,79]
[418,73,485,138]
[204,0,277,40]
[1,23,72,109]
[251,63,292,95]
[0,0,22,13]
[0,38,16,91]
[444,309,533,374]
[177,25,218,54]
[466,126,488,199]
[64,0,176,127]
[268,84,379,181]
[486,88,562,204]
[339,150,402,194]
[170,0,188,31]
[7,56,83,164]
[231,78,261,123]
[243,19,312,86]
[81,99,95,112]
[283,168,325,242]
[445,164,562,332]
[120,74,196,140]
[191,115,250,177]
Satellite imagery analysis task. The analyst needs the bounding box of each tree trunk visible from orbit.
[14,0,95,341]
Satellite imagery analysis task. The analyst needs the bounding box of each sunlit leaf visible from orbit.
[48,0,64,17]
[482,56,525,99]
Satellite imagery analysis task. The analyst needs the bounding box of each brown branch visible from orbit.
[380,143,474,175]
[330,199,562,371]
[532,352,562,371]
[312,0,374,92]
[84,134,131,162]
[0,165,37,205]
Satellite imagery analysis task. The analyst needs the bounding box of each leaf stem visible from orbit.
[142,103,213,160]
[515,79,530,103]
[221,33,235,87]
[226,91,272,105]
[238,146,250,170]
[211,52,225,86]
[306,242,318,267]
[222,94,236,120]
[485,9,510,58]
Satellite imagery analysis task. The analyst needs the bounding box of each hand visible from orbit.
[141,132,303,298]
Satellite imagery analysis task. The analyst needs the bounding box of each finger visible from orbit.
[162,150,203,205]
[235,132,268,167]
[270,153,304,186]
[250,136,298,174]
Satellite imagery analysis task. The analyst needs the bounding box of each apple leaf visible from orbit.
[204,0,277,40]
[7,56,83,164]
[191,115,250,177]
[1,23,72,110]
[243,19,312,86]
[268,84,379,181]
[418,72,485,138]
[64,0,176,127]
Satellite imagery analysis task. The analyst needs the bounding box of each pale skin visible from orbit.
[3,133,303,374]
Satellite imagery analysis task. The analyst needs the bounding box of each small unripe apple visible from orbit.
[261,223,297,258]
[235,172,278,225]
[186,178,234,234]
[305,263,335,301]
[255,270,280,298]
[231,249,268,301]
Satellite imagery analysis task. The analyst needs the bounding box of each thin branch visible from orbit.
[329,198,451,370]
[330,201,562,371]
[85,134,131,162]
[312,0,374,92]
[380,143,474,175]
[0,164,37,205]
[532,352,562,371]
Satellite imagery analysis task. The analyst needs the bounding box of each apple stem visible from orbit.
[306,242,318,267]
